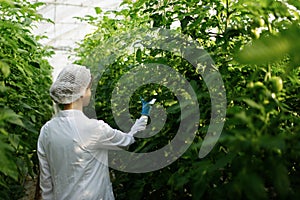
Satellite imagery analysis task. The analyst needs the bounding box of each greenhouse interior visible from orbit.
[1,0,300,199]
[29,0,123,78]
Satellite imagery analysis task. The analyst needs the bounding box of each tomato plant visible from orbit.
[75,0,300,199]
[77,0,300,199]
[0,0,53,198]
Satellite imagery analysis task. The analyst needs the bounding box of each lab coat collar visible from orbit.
[57,109,84,117]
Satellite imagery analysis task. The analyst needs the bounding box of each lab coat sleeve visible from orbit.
[37,125,53,200]
[90,120,135,150]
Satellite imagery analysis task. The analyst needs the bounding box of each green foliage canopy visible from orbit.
[74,0,300,199]
[0,0,53,198]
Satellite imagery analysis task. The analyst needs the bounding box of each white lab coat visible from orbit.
[37,110,135,200]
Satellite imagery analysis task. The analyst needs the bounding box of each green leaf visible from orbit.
[209,152,236,171]
[237,24,300,65]
[0,0,13,6]
[237,170,268,200]
[95,7,102,14]
[0,108,24,128]
[0,139,18,181]
[136,48,142,62]
[32,2,45,9]
[273,164,290,198]
[8,134,20,149]
[243,98,264,111]
[258,135,285,151]
[288,0,300,10]
[0,60,10,77]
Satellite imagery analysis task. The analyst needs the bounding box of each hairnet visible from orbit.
[50,64,91,104]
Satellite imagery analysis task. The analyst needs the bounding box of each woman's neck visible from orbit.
[63,99,83,111]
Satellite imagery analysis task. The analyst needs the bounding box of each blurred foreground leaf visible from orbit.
[237,24,300,66]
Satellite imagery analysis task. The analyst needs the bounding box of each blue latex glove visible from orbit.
[140,97,156,116]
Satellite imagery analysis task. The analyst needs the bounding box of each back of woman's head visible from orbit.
[50,64,91,104]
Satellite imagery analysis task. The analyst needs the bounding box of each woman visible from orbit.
[37,65,149,200]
